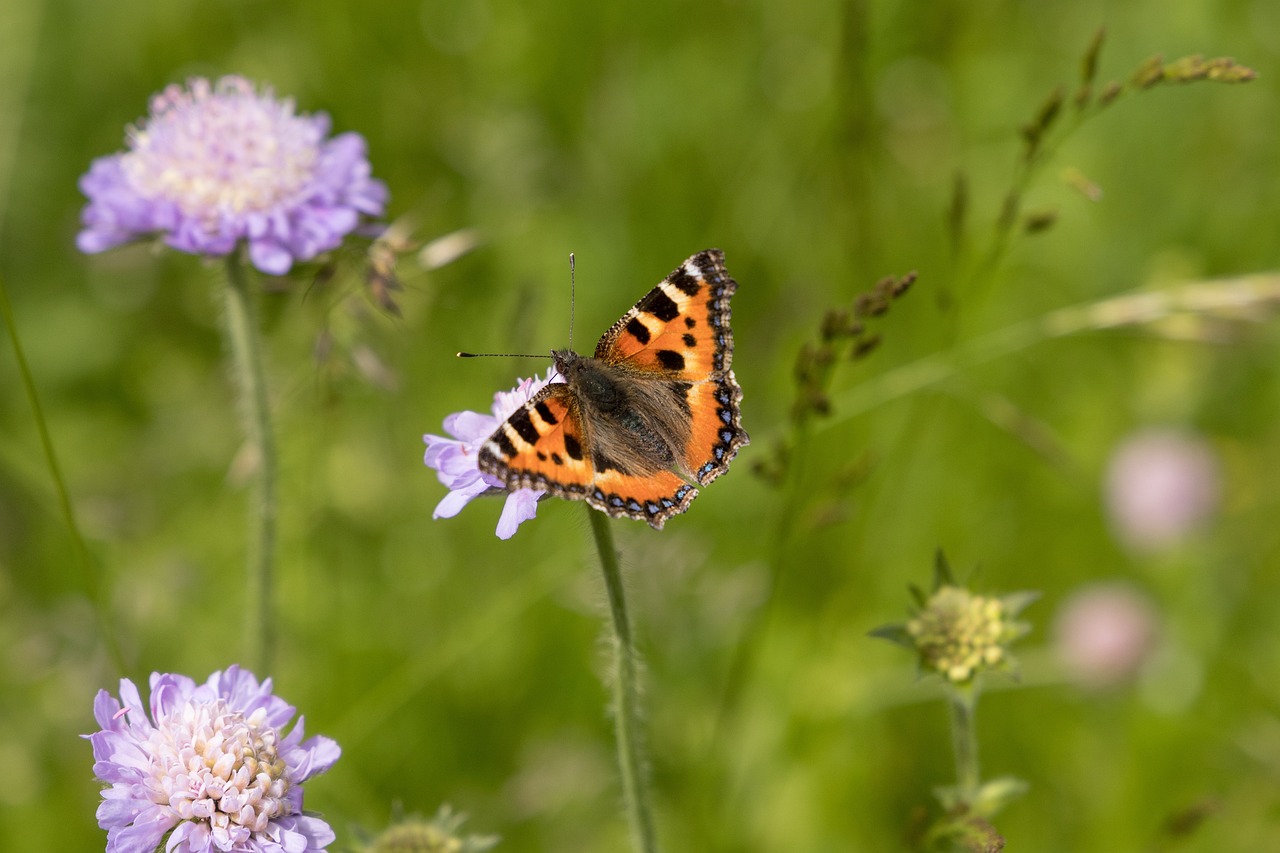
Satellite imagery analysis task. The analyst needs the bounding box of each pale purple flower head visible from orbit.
[77,76,388,275]
[85,665,340,853]
[424,370,559,539]
[1103,428,1221,553]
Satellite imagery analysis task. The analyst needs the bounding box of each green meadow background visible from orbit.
[3,0,1279,849]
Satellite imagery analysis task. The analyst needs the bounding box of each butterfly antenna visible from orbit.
[459,253,578,361]
[568,252,576,353]
[456,351,546,359]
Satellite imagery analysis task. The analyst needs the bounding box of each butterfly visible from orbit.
[478,249,749,529]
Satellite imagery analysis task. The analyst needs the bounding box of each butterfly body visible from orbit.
[479,249,748,529]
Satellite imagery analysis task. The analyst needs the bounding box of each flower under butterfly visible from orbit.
[86,666,340,853]
[424,370,559,539]
[77,76,388,275]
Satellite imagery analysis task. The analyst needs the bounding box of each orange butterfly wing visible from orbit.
[477,384,593,497]
[596,249,748,486]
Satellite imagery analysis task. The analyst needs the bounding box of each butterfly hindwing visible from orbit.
[589,468,699,528]
[681,373,747,486]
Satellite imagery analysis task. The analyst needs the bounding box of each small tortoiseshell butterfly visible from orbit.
[478,249,748,529]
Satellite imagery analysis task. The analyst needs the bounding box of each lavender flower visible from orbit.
[77,76,387,275]
[86,666,340,853]
[424,370,558,539]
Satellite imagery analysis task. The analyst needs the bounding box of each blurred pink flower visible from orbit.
[1103,429,1220,553]
[1054,582,1158,688]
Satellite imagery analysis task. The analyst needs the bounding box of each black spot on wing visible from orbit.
[685,316,696,329]
[668,268,702,296]
[656,350,685,371]
[563,433,584,461]
[682,333,697,347]
[494,429,518,460]
[509,407,540,444]
[534,401,558,426]
[625,317,651,345]
[639,289,680,322]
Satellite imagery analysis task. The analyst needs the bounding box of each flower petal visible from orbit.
[496,489,541,539]
[433,479,489,519]
[249,239,295,275]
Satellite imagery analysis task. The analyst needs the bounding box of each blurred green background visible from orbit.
[2,0,1279,849]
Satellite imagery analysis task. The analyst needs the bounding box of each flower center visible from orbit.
[147,698,292,847]
[120,77,321,224]
[908,586,1009,682]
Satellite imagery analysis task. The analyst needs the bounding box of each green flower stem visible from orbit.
[221,254,277,675]
[587,505,658,853]
[949,684,981,804]
[0,270,124,671]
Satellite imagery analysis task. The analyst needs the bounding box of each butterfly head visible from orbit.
[550,348,583,381]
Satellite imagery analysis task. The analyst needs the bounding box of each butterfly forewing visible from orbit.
[596,249,738,383]
[478,384,593,498]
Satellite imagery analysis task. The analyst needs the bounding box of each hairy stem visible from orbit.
[221,254,277,675]
[588,505,658,853]
[949,685,981,804]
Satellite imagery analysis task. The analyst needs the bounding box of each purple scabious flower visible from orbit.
[424,370,559,539]
[86,665,340,853]
[77,76,388,275]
